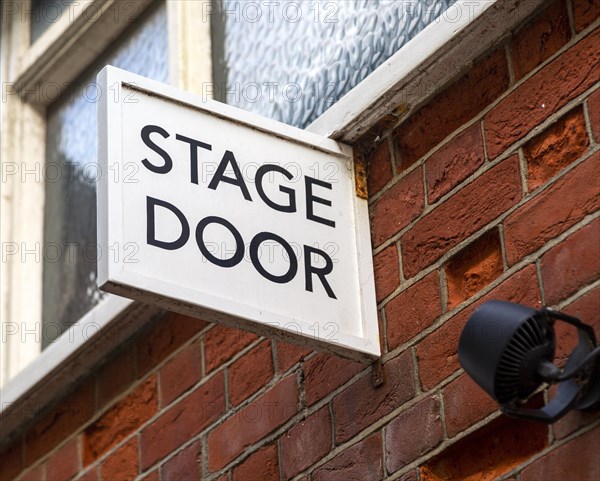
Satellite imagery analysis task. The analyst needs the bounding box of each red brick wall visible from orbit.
[1,1,599,480]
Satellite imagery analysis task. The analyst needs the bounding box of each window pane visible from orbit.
[42,2,168,347]
[30,0,76,44]
[213,0,457,127]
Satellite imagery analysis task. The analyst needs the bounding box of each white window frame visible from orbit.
[0,0,548,443]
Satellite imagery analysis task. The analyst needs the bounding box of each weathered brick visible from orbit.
[203,325,258,374]
[333,351,414,443]
[25,380,96,466]
[425,123,485,205]
[445,229,504,309]
[367,140,393,197]
[229,340,274,406]
[403,155,521,278]
[281,406,332,479]
[232,444,279,481]
[542,218,600,304]
[0,441,22,481]
[101,438,138,481]
[97,345,136,409]
[524,107,589,191]
[572,0,600,32]
[84,375,157,465]
[373,244,400,303]
[504,152,600,264]
[159,339,202,407]
[385,397,443,473]
[510,0,571,80]
[588,88,600,143]
[521,425,600,480]
[161,441,201,481]
[416,265,541,390]
[141,372,225,469]
[443,373,498,437]
[420,415,547,481]
[304,352,364,406]
[395,48,509,169]
[46,439,79,481]
[312,432,382,481]
[370,167,424,248]
[137,313,208,377]
[139,470,158,481]
[276,341,311,373]
[485,29,600,159]
[386,271,442,351]
[208,375,298,471]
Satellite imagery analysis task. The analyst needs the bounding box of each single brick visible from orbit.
[443,373,498,437]
[504,152,600,264]
[304,352,364,406]
[425,123,485,205]
[385,397,443,473]
[373,244,400,303]
[588,89,600,143]
[395,48,509,170]
[420,415,547,481]
[137,313,208,377]
[510,0,571,80]
[524,106,589,191]
[159,339,202,407]
[541,217,600,304]
[0,441,23,481]
[203,325,258,374]
[572,0,600,32]
[333,351,414,443]
[280,406,332,479]
[101,438,138,481]
[416,265,541,390]
[485,29,600,159]
[161,441,201,481]
[445,229,504,309]
[385,271,442,351]
[402,155,521,278]
[367,140,394,197]
[276,341,311,373]
[232,444,279,481]
[97,345,136,409]
[25,380,96,466]
[228,340,274,406]
[521,425,600,480]
[84,375,157,465]
[208,375,298,471]
[46,439,79,481]
[141,372,225,469]
[312,432,382,481]
[370,167,424,248]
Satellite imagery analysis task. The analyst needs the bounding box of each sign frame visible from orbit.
[97,66,380,362]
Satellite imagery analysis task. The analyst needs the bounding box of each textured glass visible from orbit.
[213,0,457,127]
[42,2,168,346]
[30,0,76,44]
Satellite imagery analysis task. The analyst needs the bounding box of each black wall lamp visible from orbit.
[458,300,600,423]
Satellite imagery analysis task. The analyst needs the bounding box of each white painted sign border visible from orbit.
[97,66,380,361]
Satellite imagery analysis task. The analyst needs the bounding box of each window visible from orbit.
[212,0,457,127]
[41,1,168,346]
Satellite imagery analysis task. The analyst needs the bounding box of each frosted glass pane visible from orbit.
[42,2,168,346]
[214,0,457,127]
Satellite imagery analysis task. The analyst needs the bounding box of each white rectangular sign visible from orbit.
[97,66,379,361]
